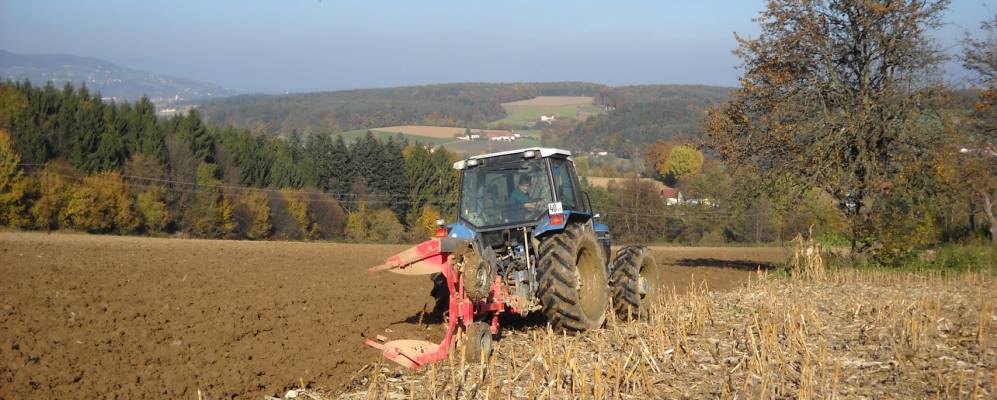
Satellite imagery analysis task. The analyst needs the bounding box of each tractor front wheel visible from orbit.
[461,249,494,302]
[610,245,660,321]
[537,223,609,332]
[462,321,494,362]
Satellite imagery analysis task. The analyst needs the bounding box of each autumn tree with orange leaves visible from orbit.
[705,0,952,262]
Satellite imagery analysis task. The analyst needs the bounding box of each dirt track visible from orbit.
[0,232,783,399]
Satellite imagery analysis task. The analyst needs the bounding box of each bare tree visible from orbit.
[961,14,997,243]
[706,0,951,259]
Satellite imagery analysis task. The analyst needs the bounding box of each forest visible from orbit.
[0,80,458,242]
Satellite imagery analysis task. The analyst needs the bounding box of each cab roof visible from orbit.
[452,147,572,170]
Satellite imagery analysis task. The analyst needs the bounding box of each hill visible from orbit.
[196,83,731,152]
[551,85,733,157]
[196,82,608,135]
[0,50,237,103]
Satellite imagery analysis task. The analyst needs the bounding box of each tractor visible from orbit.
[365,147,660,368]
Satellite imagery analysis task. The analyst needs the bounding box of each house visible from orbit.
[540,115,556,123]
[685,198,716,207]
[481,130,516,142]
[456,134,481,141]
[661,187,685,206]
[960,147,997,157]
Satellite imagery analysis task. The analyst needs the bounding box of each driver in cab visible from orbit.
[510,175,540,212]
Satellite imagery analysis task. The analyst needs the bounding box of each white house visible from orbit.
[540,115,556,123]
[482,130,516,141]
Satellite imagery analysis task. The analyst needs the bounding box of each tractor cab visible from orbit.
[453,148,589,233]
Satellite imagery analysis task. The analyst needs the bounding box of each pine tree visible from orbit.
[71,85,106,172]
[305,132,333,191]
[134,97,166,162]
[53,82,78,157]
[269,140,302,188]
[379,138,409,218]
[328,134,352,195]
[404,143,435,222]
[178,109,212,163]
[95,103,127,171]
[350,131,382,184]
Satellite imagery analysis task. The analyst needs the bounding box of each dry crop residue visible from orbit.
[340,269,996,399]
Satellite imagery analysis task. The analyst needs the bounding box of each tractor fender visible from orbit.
[531,210,594,238]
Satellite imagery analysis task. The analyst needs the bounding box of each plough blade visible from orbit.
[365,336,443,369]
[368,239,444,275]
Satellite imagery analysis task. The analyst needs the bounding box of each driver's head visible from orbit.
[518,175,531,192]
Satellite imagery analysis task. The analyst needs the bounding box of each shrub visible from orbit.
[135,188,170,233]
[65,171,139,233]
[369,207,405,243]
[183,163,235,238]
[307,192,346,240]
[233,191,271,240]
[282,189,310,237]
[345,203,370,241]
[410,205,441,241]
[0,129,29,226]
[345,202,404,243]
[30,161,78,230]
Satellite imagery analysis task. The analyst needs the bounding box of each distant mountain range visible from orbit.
[0,50,237,103]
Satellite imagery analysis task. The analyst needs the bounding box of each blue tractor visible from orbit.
[365,148,660,368]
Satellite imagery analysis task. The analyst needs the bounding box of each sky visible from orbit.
[0,0,992,93]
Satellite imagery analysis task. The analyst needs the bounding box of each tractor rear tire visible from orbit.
[461,249,494,302]
[610,245,660,321]
[537,223,609,332]
[463,321,494,363]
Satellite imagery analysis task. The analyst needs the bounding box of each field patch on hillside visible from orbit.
[502,96,595,106]
[340,128,454,145]
[586,176,671,192]
[495,96,605,127]
[371,125,468,138]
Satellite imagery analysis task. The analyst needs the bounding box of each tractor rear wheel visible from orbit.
[537,223,609,332]
[610,246,660,321]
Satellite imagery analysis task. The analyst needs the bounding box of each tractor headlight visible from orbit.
[466,159,480,167]
[523,150,537,158]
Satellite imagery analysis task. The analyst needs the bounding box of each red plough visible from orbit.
[364,238,513,369]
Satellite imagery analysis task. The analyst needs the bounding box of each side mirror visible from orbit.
[583,191,594,214]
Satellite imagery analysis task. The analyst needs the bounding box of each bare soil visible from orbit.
[0,232,779,399]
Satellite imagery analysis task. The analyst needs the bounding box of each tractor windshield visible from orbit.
[459,157,553,228]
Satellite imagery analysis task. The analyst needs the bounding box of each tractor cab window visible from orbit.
[550,158,582,212]
[459,157,553,228]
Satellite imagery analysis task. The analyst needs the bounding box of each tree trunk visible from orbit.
[982,191,996,245]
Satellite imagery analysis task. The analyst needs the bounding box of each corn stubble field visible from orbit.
[328,250,996,399]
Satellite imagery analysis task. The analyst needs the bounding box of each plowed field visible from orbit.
[0,232,782,399]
